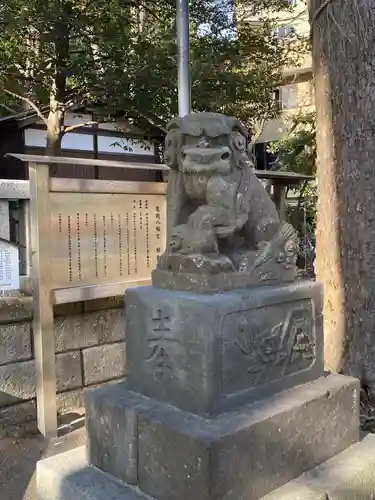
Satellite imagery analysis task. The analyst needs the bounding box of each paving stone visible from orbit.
[83,342,126,385]
[0,322,32,366]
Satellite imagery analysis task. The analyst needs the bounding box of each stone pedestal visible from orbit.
[36,282,368,500]
[125,282,323,416]
[85,374,359,500]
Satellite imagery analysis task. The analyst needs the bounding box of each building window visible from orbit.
[280,84,298,110]
[273,25,296,38]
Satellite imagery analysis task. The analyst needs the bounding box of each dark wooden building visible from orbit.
[0,108,165,181]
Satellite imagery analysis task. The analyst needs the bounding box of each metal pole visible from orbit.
[176,0,191,117]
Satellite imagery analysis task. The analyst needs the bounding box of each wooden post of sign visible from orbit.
[29,162,58,438]
[273,182,287,221]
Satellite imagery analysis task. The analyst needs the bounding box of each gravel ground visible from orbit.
[0,425,86,500]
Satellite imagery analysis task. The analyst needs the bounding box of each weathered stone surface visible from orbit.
[37,446,151,500]
[0,359,36,406]
[0,296,33,323]
[261,434,375,500]
[56,389,84,415]
[55,309,125,352]
[153,266,296,294]
[0,354,82,407]
[86,380,137,484]
[0,295,128,429]
[0,322,32,365]
[36,431,375,500]
[56,378,127,416]
[125,281,323,416]
[83,342,126,385]
[56,352,83,392]
[86,374,359,500]
[153,112,298,293]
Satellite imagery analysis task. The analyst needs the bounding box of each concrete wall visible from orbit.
[0,295,126,436]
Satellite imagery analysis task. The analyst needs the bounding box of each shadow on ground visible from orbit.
[0,413,86,500]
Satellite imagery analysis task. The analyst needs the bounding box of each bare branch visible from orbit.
[2,89,48,126]
[0,102,17,113]
[271,9,309,25]
[63,121,98,133]
[136,110,167,133]
[249,115,267,148]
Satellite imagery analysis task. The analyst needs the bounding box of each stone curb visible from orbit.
[261,433,375,499]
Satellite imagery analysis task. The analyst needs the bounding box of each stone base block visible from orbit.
[37,434,375,500]
[125,281,323,416]
[86,374,359,500]
[152,266,297,294]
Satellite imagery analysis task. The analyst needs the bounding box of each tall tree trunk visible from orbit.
[46,15,69,175]
[46,80,65,176]
[46,90,64,157]
[309,0,375,395]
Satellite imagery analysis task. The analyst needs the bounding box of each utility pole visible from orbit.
[176,0,191,117]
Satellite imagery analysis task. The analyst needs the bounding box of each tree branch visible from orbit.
[249,115,267,147]
[63,121,98,133]
[138,2,165,22]
[2,89,48,126]
[268,110,305,171]
[311,0,337,26]
[137,111,167,133]
[0,102,17,114]
[266,9,309,25]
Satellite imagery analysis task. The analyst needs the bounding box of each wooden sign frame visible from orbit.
[12,154,167,438]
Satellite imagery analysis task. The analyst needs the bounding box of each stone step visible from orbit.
[37,434,375,500]
[260,433,375,500]
[86,374,359,500]
[37,446,154,500]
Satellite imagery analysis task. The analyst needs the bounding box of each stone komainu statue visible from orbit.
[152,112,298,293]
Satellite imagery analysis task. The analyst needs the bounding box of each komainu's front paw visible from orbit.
[215,225,236,238]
